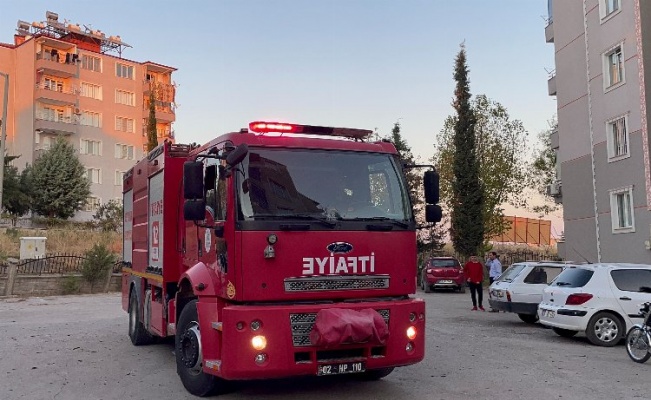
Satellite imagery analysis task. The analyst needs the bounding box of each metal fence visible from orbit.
[0,253,124,276]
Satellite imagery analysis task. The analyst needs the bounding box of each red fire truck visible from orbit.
[121,121,442,396]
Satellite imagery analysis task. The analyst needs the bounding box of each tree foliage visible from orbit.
[528,117,560,215]
[147,89,158,152]
[2,155,31,224]
[387,122,445,253]
[445,45,484,257]
[434,94,530,246]
[93,199,124,232]
[30,137,90,219]
[81,242,117,292]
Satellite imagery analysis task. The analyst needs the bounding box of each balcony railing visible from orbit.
[548,71,557,96]
[36,52,78,78]
[35,82,76,95]
[35,83,77,106]
[35,111,74,124]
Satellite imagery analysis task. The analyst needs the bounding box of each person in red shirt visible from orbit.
[464,255,485,311]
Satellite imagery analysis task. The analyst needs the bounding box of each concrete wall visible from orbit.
[1,273,121,297]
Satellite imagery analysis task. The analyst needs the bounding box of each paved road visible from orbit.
[1,291,648,400]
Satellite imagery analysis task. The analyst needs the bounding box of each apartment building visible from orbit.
[0,11,176,219]
[546,0,651,262]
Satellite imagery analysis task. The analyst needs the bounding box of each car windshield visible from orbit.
[237,148,411,222]
[496,264,526,282]
[551,267,594,288]
[430,259,459,268]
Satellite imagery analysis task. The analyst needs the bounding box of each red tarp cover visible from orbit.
[309,308,389,347]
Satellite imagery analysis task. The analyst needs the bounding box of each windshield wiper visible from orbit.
[342,217,409,228]
[252,213,337,228]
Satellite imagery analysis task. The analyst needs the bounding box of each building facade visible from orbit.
[546,0,651,263]
[0,11,176,219]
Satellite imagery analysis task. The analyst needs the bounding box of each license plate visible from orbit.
[439,280,454,284]
[317,361,365,376]
[542,309,555,318]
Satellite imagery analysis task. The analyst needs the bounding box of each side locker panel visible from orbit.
[148,171,166,335]
[122,189,133,311]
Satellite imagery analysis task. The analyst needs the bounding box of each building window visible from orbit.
[606,115,629,161]
[116,63,134,79]
[80,139,102,156]
[604,45,624,89]
[115,89,135,106]
[84,197,101,212]
[115,171,125,186]
[115,116,135,133]
[610,186,635,233]
[86,168,101,184]
[80,111,101,127]
[600,0,621,19]
[81,55,101,72]
[43,77,64,92]
[38,106,69,123]
[115,144,135,160]
[80,82,102,100]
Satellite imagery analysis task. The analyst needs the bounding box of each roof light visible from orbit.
[248,121,372,139]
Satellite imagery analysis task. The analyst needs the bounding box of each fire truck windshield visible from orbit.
[237,148,412,223]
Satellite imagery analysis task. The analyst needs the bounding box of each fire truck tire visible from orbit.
[128,290,154,346]
[356,367,395,380]
[176,300,227,397]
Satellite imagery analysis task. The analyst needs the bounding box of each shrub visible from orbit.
[81,243,117,292]
[61,275,81,295]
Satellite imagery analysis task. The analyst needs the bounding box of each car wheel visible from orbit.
[176,299,229,396]
[552,327,578,338]
[626,327,651,363]
[128,289,154,346]
[517,313,539,324]
[585,311,623,347]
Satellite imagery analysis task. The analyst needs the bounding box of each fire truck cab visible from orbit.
[122,121,441,396]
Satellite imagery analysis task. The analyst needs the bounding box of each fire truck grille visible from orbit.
[284,275,390,292]
[289,309,390,347]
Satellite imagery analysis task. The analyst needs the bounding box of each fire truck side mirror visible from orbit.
[226,143,249,166]
[183,161,204,200]
[184,199,206,221]
[423,170,440,205]
[425,204,443,223]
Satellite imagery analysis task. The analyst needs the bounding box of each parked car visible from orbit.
[538,263,651,347]
[420,257,465,293]
[488,261,571,323]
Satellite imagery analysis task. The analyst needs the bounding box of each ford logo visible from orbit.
[327,242,353,254]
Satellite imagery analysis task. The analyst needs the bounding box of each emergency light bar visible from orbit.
[248,121,372,140]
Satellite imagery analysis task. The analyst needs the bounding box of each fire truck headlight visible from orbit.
[406,326,417,340]
[251,335,267,351]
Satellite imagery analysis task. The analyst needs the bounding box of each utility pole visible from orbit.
[0,71,9,214]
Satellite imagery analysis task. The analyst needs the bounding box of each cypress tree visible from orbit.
[146,88,158,152]
[450,44,484,257]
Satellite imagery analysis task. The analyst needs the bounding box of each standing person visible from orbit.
[487,252,502,284]
[464,255,485,311]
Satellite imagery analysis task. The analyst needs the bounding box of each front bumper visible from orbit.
[200,298,426,380]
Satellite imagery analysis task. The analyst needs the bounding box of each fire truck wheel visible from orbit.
[176,299,227,397]
[128,289,154,346]
[356,367,395,381]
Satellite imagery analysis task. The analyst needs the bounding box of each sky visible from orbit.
[0,0,562,236]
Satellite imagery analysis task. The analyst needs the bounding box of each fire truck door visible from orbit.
[201,160,228,280]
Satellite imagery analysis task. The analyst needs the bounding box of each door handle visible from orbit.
[619,296,632,301]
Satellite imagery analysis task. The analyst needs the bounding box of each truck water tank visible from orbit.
[20,237,47,260]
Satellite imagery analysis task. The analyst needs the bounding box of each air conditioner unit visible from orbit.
[74,107,81,115]
[547,181,562,196]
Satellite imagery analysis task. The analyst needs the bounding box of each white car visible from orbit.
[488,261,569,323]
[538,263,651,346]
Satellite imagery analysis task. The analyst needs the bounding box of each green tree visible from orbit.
[146,89,158,152]
[447,44,484,257]
[2,155,31,225]
[30,137,90,219]
[81,242,117,292]
[93,199,124,232]
[387,121,445,252]
[529,117,560,215]
[434,95,530,244]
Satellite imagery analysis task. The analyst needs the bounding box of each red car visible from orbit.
[420,257,466,293]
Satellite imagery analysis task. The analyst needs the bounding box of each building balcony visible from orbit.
[143,105,176,123]
[548,72,557,96]
[34,114,77,136]
[550,128,559,150]
[545,20,554,43]
[142,126,175,140]
[36,52,78,78]
[35,83,77,106]
[143,80,176,99]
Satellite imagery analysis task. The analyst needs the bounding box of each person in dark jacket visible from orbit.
[464,255,485,311]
